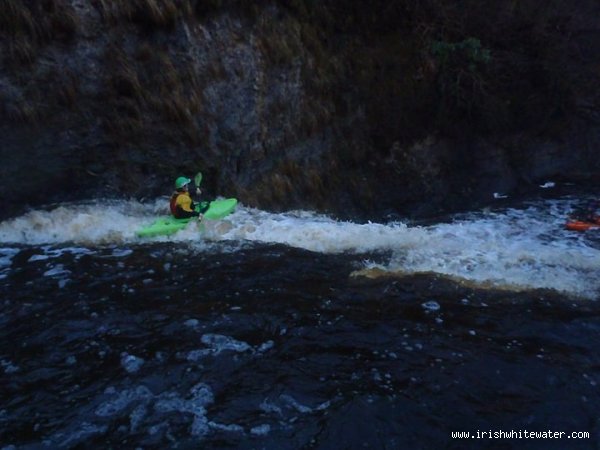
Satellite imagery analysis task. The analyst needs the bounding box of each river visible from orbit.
[1,185,599,449]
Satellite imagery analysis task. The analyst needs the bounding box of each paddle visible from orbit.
[193,172,206,224]
[194,171,203,197]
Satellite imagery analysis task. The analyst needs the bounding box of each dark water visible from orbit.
[2,240,600,449]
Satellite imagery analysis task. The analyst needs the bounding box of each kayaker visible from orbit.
[169,176,209,220]
[572,200,600,223]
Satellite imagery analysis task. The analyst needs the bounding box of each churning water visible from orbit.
[1,194,599,299]
[1,190,600,449]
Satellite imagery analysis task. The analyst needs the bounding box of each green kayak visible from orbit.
[136,198,237,238]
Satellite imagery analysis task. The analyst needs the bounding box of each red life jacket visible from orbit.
[169,193,179,216]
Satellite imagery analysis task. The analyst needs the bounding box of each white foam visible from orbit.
[28,254,50,262]
[0,248,19,280]
[120,353,145,374]
[93,383,216,439]
[0,248,19,268]
[250,424,271,436]
[154,382,214,437]
[376,204,600,298]
[280,395,313,414]
[1,359,20,374]
[0,200,165,245]
[208,422,245,433]
[200,334,252,354]
[257,340,275,353]
[54,422,109,448]
[261,394,331,417]
[184,319,200,328]
[95,386,153,417]
[0,197,598,298]
[214,207,413,253]
[43,264,71,278]
[219,202,600,298]
[129,404,148,433]
[422,301,441,312]
[260,399,283,415]
[186,335,274,362]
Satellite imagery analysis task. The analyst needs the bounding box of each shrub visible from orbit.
[430,37,492,123]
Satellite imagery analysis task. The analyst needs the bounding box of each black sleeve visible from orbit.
[177,208,199,218]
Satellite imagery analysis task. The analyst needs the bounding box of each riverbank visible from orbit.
[1,1,599,220]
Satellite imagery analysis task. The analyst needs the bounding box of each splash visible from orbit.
[0,200,163,245]
[0,248,19,280]
[216,201,600,298]
[358,211,600,298]
[0,197,599,298]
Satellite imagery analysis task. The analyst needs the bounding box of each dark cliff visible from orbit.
[1,0,599,220]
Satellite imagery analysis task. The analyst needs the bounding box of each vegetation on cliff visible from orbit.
[0,0,598,218]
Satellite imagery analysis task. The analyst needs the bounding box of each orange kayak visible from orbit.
[565,217,600,232]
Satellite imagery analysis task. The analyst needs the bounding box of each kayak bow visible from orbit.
[565,217,600,232]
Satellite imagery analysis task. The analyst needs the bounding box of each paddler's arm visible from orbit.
[193,187,210,213]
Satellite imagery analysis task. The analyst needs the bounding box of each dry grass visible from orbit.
[110,47,145,100]
[257,15,303,67]
[0,0,78,41]
[255,159,327,207]
[95,0,193,28]
[1,0,589,145]
[103,113,146,138]
[101,41,204,143]
[144,50,203,123]
[0,0,78,68]
[6,39,37,65]
[5,100,40,123]
[0,0,37,38]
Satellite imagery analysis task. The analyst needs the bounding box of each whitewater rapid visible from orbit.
[0,196,599,299]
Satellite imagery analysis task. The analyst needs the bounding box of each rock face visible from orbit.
[1,0,599,220]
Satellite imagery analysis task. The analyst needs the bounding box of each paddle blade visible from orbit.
[194,172,203,187]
